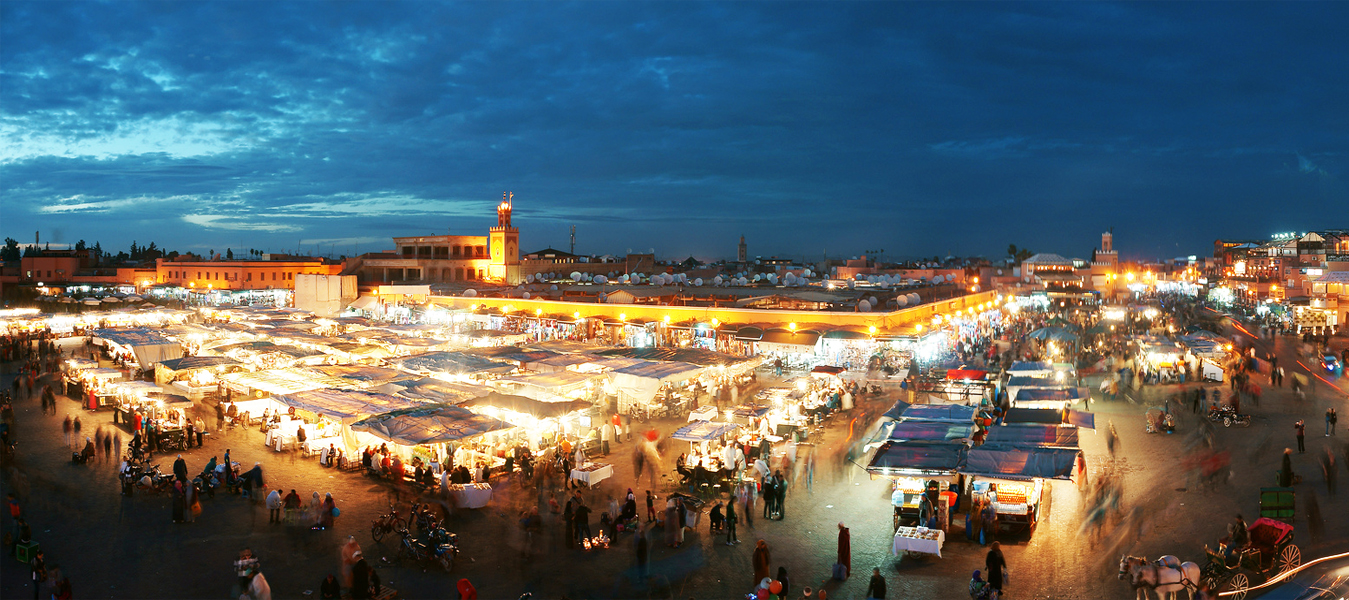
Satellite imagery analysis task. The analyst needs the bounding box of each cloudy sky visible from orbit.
[2,2,1345,262]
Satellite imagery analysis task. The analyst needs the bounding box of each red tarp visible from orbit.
[946,369,988,381]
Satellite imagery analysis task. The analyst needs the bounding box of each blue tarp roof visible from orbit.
[595,347,748,367]
[351,403,514,446]
[983,425,1079,448]
[1006,375,1064,388]
[964,446,1080,481]
[156,355,241,371]
[886,421,974,443]
[1013,387,1090,402]
[389,351,515,375]
[671,421,742,442]
[893,404,977,423]
[866,441,967,476]
[1009,361,1053,372]
[94,328,174,347]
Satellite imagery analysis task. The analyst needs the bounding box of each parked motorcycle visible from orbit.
[370,502,406,543]
[1206,405,1251,428]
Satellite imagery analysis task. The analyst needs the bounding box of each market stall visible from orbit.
[387,351,516,380]
[608,360,704,418]
[569,462,614,488]
[270,389,425,455]
[963,445,1082,532]
[72,367,124,410]
[892,526,945,558]
[351,403,515,506]
[154,355,243,400]
[93,328,184,372]
[457,392,592,452]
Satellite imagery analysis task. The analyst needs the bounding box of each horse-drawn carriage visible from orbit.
[1200,517,1301,599]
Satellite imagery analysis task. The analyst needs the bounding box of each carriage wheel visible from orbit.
[1278,544,1301,573]
[1227,572,1250,600]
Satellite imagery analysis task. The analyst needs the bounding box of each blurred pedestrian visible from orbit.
[635,522,649,578]
[1296,420,1306,453]
[985,541,1007,596]
[751,539,770,588]
[836,522,851,579]
[340,536,361,588]
[62,414,72,447]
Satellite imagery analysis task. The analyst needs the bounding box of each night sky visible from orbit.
[2,2,1345,263]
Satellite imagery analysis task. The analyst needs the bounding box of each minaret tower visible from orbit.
[737,235,747,263]
[489,192,521,284]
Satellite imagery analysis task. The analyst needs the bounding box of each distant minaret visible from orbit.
[737,235,747,263]
[570,225,576,255]
[489,192,521,284]
[1098,228,1118,267]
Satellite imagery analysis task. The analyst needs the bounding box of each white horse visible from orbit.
[1119,555,1201,600]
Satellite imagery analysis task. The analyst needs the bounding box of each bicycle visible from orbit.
[370,502,404,543]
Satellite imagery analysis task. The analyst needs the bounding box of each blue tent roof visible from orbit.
[964,446,1080,481]
[1013,387,1089,402]
[886,421,974,443]
[671,421,742,442]
[866,441,967,476]
[983,425,1079,448]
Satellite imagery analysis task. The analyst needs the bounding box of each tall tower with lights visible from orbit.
[737,235,747,263]
[489,192,521,284]
[1098,229,1118,268]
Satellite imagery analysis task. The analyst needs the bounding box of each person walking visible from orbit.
[985,541,1008,596]
[195,417,205,446]
[634,523,649,578]
[1328,408,1338,436]
[751,539,771,588]
[1296,420,1306,453]
[837,522,852,579]
[743,484,755,529]
[30,549,46,600]
[725,499,738,545]
[865,567,886,600]
[1279,448,1296,487]
[574,500,592,545]
[62,414,72,448]
[563,494,575,549]
[215,402,225,431]
[645,490,656,522]
[266,489,282,524]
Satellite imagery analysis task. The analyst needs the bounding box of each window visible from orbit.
[453,245,461,257]
[455,267,464,280]
[418,246,431,257]
[247,273,252,281]
[402,247,414,257]
[272,272,277,281]
[47,271,52,278]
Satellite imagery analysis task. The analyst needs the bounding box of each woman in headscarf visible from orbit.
[309,492,323,527]
[171,479,186,523]
[319,493,337,529]
[776,566,791,598]
[752,539,771,588]
[340,536,361,588]
[664,497,679,547]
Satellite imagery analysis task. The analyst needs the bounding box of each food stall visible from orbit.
[269,389,423,455]
[456,392,592,453]
[924,369,994,406]
[1011,386,1091,410]
[74,367,124,410]
[865,440,966,548]
[351,403,515,507]
[608,360,704,418]
[92,328,184,373]
[154,356,243,400]
[963,445,1082,533]
[387,351,516,381]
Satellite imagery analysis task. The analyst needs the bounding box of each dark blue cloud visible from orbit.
[2,2,1345,261]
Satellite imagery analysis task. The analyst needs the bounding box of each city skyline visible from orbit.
[2,2,1346,260]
